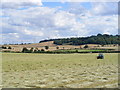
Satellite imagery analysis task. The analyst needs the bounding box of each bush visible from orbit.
[8,46,12,49]
[34,49,37,53]
[2,46,7,49]
[45,46,49,50]
[41,49,45,52]
[22,47,29,53]
[84,45,89,49]
[56,46,59,49]
[30,47,34,53]
[76,50,78,53]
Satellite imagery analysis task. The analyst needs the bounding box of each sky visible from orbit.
[0,0,118,44]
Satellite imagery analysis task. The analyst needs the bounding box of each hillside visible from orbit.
[1,41,56,52]
[1,34,119,52]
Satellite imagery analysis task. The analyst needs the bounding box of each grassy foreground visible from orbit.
[2,53,118,88]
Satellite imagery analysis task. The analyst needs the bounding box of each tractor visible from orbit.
[97,53,104,59]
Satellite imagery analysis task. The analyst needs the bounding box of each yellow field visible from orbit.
[2,53,118,88]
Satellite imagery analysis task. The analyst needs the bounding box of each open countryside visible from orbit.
[1,34,119,53]
[1,34,119,88]
[1,1,119,89]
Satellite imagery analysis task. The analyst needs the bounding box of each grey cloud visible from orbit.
[1,0,42,9]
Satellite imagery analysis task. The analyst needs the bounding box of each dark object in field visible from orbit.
[97,53,104,59]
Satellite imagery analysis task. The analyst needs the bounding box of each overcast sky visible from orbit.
[0,0,118,44]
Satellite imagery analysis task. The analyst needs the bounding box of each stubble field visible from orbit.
[2,53,118,88]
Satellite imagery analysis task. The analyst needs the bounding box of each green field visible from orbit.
[2,53,118,88]
[54,49,107,53]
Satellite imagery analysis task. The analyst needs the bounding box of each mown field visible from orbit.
[2,53,118,88]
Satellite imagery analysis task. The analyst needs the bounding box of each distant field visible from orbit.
[2,53,118,88]
[1,41,118,52]
[55,49,107,52]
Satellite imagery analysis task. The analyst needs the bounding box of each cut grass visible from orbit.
[2,53,118,72]
[2,53,118,88]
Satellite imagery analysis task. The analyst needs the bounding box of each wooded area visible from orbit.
[39,34,120,45]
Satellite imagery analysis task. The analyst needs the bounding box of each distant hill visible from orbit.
[39,34,120,45]
[1,34,119,52]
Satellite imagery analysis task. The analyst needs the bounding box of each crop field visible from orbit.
[2,53,118,88]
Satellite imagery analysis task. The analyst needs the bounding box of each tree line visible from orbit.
[39,34,120,45]
[1,46,12,49]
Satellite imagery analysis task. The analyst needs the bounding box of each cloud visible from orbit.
[82,15,118,35]
[91,2,118,16]
[24,29,44,36]
[1,0,42,9]
[68,2,87,16]
[1,2,118,44]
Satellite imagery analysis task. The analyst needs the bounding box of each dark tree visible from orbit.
[2,46,7,49]
[22,47,29,53]
[56,46,59,49]
[8,46,12,49]
[39,34,120,45]
[30,47,34,52]
[84,45,89,49]
[34,49,37,53]
[45,46,49,50]
[41,49,45,51]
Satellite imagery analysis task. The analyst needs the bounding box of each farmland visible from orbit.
[1,40,118,53]
[2,53,118,88]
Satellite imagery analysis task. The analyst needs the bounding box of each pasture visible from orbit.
[2,53,118,88]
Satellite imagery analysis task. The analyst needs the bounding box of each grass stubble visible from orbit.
[2,53,118,88]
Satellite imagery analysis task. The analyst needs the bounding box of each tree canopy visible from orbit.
[39,34,120,45]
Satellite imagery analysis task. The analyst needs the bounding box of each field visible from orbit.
[2,53,118,88]
[54,49,107,53]
[1,41,118,52]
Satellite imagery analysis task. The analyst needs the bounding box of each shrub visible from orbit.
[22,47,29,53]
[76,50,78,53]
[41,49,45,52]
[56,46,59,49]
[30,47,34,53]
[2,46,7,49]
[84,45,89,49]
[8,46,12,49]
[45,46,49,50]
[34,49,37,53]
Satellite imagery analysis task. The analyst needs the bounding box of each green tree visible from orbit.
[76,50,78,53]
[40,34,120,45]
